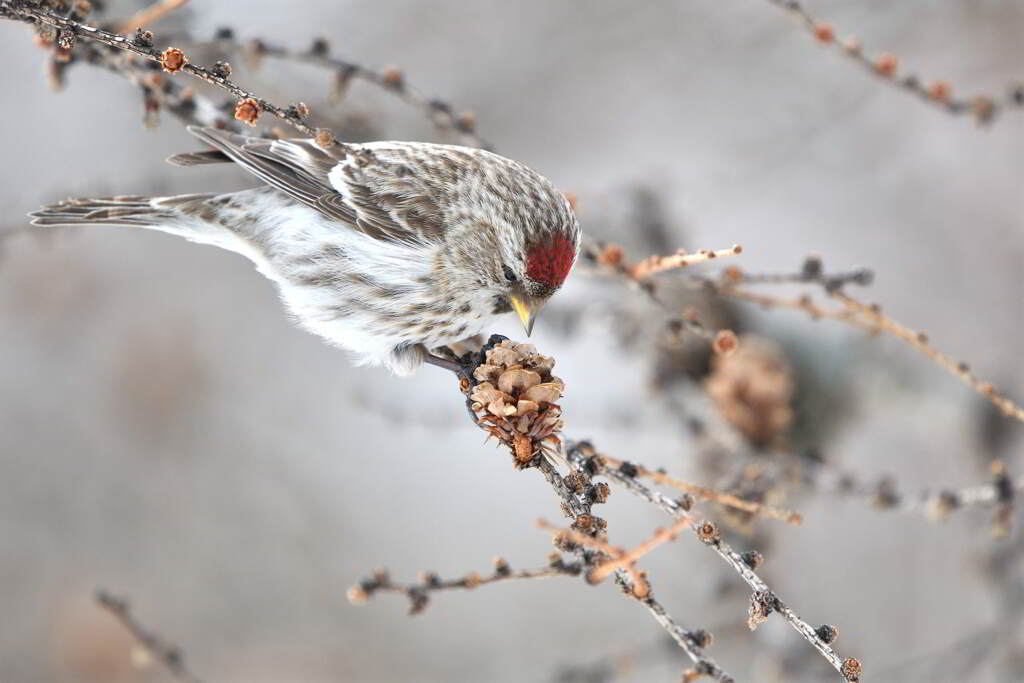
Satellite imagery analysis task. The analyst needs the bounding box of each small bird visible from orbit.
[29,126,580,375]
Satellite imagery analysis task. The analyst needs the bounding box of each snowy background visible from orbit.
[1,1,1022,681]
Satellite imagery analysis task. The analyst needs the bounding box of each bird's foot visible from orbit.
[427,335,510,425]
[425,334,509,381]
[423,352,463,374]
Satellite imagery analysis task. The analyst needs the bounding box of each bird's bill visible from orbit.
[510,294,541,336]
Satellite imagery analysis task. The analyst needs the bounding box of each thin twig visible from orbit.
[816,458,1019,536]
[583,241,743,344]
[347,561,580,615]
[117,0,191,33]
[3,1,332,139]
[600,454,803,525]
[717,258,1024,423]
[533,456,735,681]
[193,34,489,148]
[720,286,872,329]
[830,290,1024,422]
[720,259,1024,421]
[565,441,862,681]
[553,515,695,585]
[764,0,1023,126]
[593,242,743,281]
[95,589,204,683]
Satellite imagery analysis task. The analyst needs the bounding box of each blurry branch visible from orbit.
[437,336,858,679]
[42,24,233,132]
[719,286,872,329]
[598,454,803,525]
[1,0,339,138]
[347,560,581,615]
[533,451,735,682]
[594,243,743,281]
[426,337,738,680]
[666,371,1021,534]
[443,301,859,678]
[116,0,190,33]
[187,32,488,148]
[565,442,861,682]
[582,242,742,349]
[830,290,1024,422]
[716,256,1024,423]
[11,3,996,679]
[0,0,488,148]
[95,589,204,683]
[537,515,695,592]
[818,459,1020,537]
[765,0,1024,125]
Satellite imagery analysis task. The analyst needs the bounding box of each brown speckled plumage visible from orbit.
[28,126,581,375]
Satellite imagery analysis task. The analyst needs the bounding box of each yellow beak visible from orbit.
[509,294,539,336]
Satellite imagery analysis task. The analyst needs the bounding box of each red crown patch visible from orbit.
[526,236,575,289]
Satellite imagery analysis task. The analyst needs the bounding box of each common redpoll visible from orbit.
[29,126,580,375]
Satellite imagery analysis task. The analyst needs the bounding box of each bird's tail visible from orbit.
[27,193,249,253]
[29,194,212,228]
[29,195,162,227]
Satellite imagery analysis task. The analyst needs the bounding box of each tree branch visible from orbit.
[565,441,862,681]
[347,560,581,615]
[716,257,1024,423]
[763,0,1023,126]
[188,33,490,148]
[95,589,204,683]
[3,0,334,140]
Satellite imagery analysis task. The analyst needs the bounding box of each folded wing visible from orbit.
[171,126,444,244]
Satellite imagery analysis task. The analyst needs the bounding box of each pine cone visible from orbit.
[705,336,792,447]
[469,340,564,467]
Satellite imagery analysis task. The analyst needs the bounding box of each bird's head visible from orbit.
[443,148,580,336]
[494,231,578,336]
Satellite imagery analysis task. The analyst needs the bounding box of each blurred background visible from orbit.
[1,1,1022,681]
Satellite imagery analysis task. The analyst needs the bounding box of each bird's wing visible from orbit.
[173,126,442,244]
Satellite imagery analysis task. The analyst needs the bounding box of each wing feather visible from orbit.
[175,126,441,245]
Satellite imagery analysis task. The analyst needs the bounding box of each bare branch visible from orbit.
[537,515,695,587]
[191,34,490,148]
[534,455,735,680]
[718,257,1024,423]
[582,241,743,345]
[3,0,332,139]
[830,290,1024,422]
[819,459,1019,536]
[592,242,743,281]
[117,0,191,33]
[347,560,581,615]
[95,589,204,683]
[764,0,1023,126]
[565,441,862,681]
[599,454,803,525]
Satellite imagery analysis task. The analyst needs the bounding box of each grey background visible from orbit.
[1,1,1022,681]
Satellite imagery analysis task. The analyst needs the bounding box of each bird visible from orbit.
[28,126,580,375]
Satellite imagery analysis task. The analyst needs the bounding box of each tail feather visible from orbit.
[30,196,165,228]
[27,192,262,260]
[151,193,217,209]
[28,194,217,229]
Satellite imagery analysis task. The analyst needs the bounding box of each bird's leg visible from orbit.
[426,335,509,378]
[423,352,462,374]
[424,347,481,424]
[427,336,510,424]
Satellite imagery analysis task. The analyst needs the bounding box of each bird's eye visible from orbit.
[503,265,517,282]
